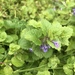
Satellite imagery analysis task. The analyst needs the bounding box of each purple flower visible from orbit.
[73,8,75,14]
[52,41,60,48]
[29,48,33,52]
[43,48,48,52]
[40,44,50,52]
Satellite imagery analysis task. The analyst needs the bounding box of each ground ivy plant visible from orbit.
[0,0,75,75]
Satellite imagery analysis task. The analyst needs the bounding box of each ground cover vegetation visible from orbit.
[0,0,75,75]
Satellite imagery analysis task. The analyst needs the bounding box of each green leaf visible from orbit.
[33,46,44,58]
[28,20,41,28]
[57,9,69,15]
[21,5,28,14]
[39,59,47,66]
[40,19,51,36]
[43,49,53,58]
[47,40,61,51]
[16,53,27,61]
[37,70,50,75]
[61,27,73,39]
[31,53,40,61]
[48,20,62,40]
[4,65,13,75]
[48,56,60,69]
[11,56,24,67]
[11,34,18,41]
[26,53,39,62]
[60,38,69,45]
[51,20,62,36]
[4,19,26,29]
[63,64,73,75]
[0,47,5,53]
[0,31,7,42]
[5,34,18,43]
[8,43,20,55]
[67,1,75,8]
[67,56,75,64]
[66,39,75,51]
[18,38,32,49]
[12,19,26,29]
[33,45,53,58]
[59,27,73,45]
[0,54,4,59]
[5,35,13,43]
[41,9,54,20]
[21,29,42,45]
[4,20,14,29]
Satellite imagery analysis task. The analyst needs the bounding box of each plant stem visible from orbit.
[14,64,63,73]
[14,65,47,73]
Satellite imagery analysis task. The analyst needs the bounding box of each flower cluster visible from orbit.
[40,41,60,52]
[29,41,60,53]
[40,44,50,52]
